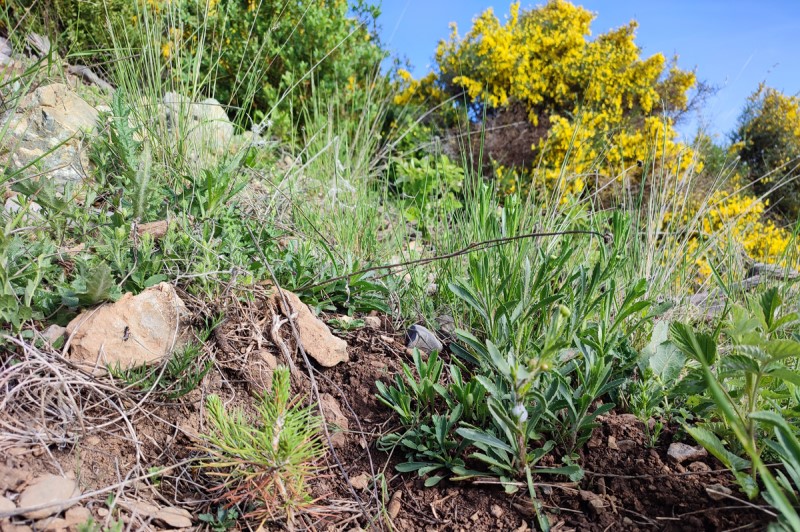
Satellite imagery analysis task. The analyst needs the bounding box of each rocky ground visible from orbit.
[0,282,772,530]
[0,38,776,532]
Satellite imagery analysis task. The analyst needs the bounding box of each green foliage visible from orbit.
[377,189,650,499]
[198,506,240,532]
[732,85,800,219]
[201,366,324,526]
[669,288,800,527]
[390,154,464,232]
[7,0,388,137]
[110,335,213,400]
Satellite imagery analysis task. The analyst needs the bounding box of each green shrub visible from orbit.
[732,84,800,219]
[5,0,388,136]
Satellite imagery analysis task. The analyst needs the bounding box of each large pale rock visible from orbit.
[66,283,190,371]
[18,474,79,519]
[2,83,98,186]
[161,92,233,168]
[274,289,349,367]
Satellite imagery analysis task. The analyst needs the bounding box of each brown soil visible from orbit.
[0,289,775,531]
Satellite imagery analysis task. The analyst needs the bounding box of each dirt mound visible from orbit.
[0,291,773,530]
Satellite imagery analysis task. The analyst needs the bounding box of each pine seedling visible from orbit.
[202,367,324,528]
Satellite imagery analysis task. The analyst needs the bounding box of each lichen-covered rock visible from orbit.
[2,83,98,187]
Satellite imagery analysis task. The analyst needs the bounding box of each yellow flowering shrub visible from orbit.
[396,0,697,188]
[667,190,799,288]
[733,85,800,218]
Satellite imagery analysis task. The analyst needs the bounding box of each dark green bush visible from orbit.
[3,0,388,136]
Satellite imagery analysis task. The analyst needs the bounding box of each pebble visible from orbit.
[364,316,381,329]
[617,439,636,452]
[667,442,708,464]
[607,436,618,450]
[469,511,480,522]
[38,517,68,531]
[513,521,529,532]
[350,473,370,491]
[155,507,193,528]
[490,504,504,518]
[0,464,29,492]
[387,491,402,519]
[687,461,711,473]
[64,506,91,527]
[18,475,79,519]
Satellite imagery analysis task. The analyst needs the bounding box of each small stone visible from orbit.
[406,324,443,354]
[380,335,395,344]
[18,475,79,519]
[617,439,636,452]
[123,500,159,517]
[513,521,529,532]
[350,473,370,491]
[155,507,193,528]
[667,442,708,464]
[96,508,109,517]
[387,491,402,519]
[66,283,191,373]
[273,289,349,366]
[706,484,732,501]
[490,504,504,518]
[64,506,91,526]
[470,512,480,522]
[41,325,66,346]
[0,496,15,512]
[687,461,711,473]
[38,517,68,531]
[607,436,618,450]
[85,436,101,446]
[364,316,381,329]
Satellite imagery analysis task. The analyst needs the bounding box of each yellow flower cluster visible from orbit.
[395,0,697,183]
[668,190,799,287]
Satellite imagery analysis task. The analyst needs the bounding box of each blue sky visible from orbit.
[377,0,800,141]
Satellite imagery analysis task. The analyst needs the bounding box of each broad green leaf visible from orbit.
[649,341,686,385]
[686,426,750,472]
[669,322,717,366]
[722,354,760,375]
[424,475,445,487]
[766,339,800,362]
[395,461,439,473]
[456,428,514,454]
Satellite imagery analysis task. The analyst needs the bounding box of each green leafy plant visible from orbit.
[198,506,240,532]
[390,154,464,232]
[670,288,800,528]
[201,366,324,527]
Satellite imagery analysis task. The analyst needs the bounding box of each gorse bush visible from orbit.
[395,0,697,191]
[733,84,800,219]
